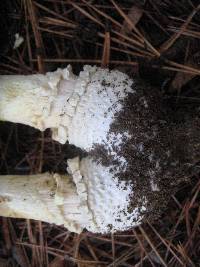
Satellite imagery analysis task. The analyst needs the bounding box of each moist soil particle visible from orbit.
[90,80,200,223]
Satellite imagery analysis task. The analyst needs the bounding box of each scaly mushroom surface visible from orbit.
[0,65,133,148]
[0,65,199,233]
[0,156,144,233]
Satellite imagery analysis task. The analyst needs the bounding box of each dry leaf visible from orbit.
[171,71,195,91]
[171,53,199,91]
[121,5,143,35]
[49,257,64,267]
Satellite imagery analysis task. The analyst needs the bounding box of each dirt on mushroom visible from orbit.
[90,80,200,223]
[1,0,200,265]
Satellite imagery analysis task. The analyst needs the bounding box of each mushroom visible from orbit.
[0,65,199,233]
[0,65,133,148]
[0,156,144,233]
[0,171,84,233]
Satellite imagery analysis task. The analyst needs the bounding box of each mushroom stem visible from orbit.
[0,66,78,143]
[0,73,57,127]
[0,172,88,233]
[0,156,143,234]
[0,65,134,149]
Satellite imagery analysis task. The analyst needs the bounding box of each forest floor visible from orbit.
[0,1,200,266]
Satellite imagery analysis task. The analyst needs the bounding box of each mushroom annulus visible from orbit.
[0,65,199,233]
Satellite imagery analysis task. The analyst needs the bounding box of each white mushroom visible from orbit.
[0,65,133,149]
[0,171,85,233]
[0,66,144,233]
[0,156,145,233]
[0,65,196,233]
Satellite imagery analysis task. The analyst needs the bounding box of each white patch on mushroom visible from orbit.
[0,65,134,151]
[148,153,154,162]
[0,66,150,233]
[150,179,160,192]
[68,156,146,233]
[105,131,131,170]
[138,143,144,152]
[66,66,134,151]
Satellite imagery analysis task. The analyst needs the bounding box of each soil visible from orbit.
[90,80,200,223]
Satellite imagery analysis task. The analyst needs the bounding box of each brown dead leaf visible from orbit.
[49,257,64,267]
[171,71,195,91]
[121,5,143,35]
[171,53,199,91]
